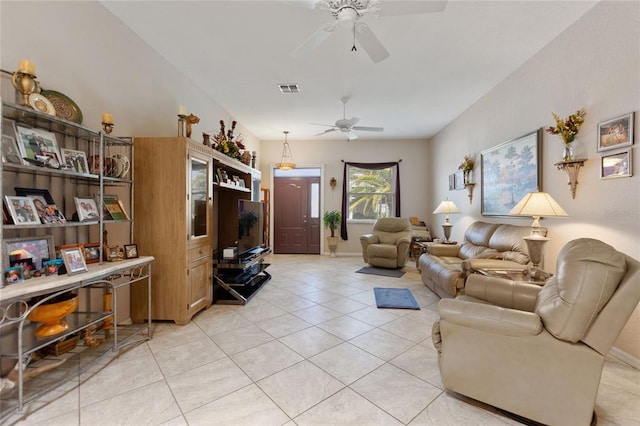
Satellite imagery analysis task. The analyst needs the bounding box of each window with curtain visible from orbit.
[346,163,397,221]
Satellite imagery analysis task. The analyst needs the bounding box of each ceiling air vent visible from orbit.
[278,84,300,94]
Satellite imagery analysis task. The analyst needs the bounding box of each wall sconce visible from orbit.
[554,158,587,199]
[330,177,337,189]
[465,182,475,204]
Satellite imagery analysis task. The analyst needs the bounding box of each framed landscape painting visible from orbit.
[481,129,541,216]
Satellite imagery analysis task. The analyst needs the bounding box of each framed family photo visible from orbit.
[2,119,22,164]
[4,196,41,225]
[74,197,99,222]
[60,247,88,275]
[14,125,61,163]
[61,148,90,173]
[598,112,634,152]
[3,235,54,270]
[481,129,541,216]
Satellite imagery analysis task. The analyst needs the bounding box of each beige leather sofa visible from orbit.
[432,238,640,426]
[417,221,537,298]
[360,217,412,269]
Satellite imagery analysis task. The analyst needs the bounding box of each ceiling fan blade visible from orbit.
[315,128,339,136]
[283,0,318,10]
[352,126,384,132]
[378,0,448,16]
[291,21,337,57]
[354,23,389,63]
[347,130,358,141]
[309,122,336,127]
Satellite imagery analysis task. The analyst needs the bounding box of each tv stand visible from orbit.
[213,248,272,304]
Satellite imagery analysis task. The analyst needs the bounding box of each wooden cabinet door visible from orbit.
[187,257,212,315]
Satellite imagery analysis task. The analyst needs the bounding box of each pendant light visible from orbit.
[276,130,296,170]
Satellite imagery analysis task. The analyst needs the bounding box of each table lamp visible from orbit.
[433,199,460,243]
[508,191,568,274]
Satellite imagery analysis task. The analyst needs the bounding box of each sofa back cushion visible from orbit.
[535,238,627,343]
[458,222,500,260]
[489,224,543,253]
[374,217,412,244]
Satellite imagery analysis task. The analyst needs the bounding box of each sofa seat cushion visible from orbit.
[463,258,529,275]
[367,244,397,258]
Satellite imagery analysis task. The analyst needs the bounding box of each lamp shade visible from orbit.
[508,192,568,218]
[433,200,460,215]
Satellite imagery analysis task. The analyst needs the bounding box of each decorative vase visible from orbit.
[326,236,338,257]
[562,142,575,161]
[27,293,79,337]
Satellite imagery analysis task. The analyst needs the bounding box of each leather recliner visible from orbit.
[360,217,412,269]
[432,238,640,425]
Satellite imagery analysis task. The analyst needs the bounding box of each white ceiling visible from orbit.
[101,0,597,141]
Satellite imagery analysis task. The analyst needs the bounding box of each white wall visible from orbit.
[427,1,640,360]
[0,1,261,153]
[260,138,430,254]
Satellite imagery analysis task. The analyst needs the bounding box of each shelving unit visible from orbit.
[0,99,151,418]
[213,248,272,304]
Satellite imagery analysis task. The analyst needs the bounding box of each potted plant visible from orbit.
[323,210,341,256]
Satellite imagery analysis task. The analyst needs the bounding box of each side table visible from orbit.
[475,268,551,285]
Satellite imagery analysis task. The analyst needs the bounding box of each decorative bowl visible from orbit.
[27,293,79,337]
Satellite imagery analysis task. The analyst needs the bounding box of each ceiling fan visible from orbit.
[311,97,384,141]
[291,0,448,63]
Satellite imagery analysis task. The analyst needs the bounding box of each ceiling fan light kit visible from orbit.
[312,97,384,141]
[276,131,296,170]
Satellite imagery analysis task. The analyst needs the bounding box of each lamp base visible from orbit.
[523,235,549,269]
[442,223,453,243]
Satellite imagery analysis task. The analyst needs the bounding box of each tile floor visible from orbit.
[5,254,640,425]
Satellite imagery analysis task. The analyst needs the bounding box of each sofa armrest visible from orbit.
[438,298,543,337]
[360,234,379,245]
[427,243,460,257]
[465,274,542,312]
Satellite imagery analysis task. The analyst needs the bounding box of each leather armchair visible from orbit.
[360,217,412,269]
[432,238,640,425]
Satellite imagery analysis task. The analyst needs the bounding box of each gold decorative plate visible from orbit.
[28,93,57,116]
[41,90,83,124]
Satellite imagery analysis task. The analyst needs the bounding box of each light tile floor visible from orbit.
[5,254,640,425]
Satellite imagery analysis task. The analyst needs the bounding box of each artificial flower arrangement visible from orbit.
[213,120,245,160]
[546,108,586,145]
[458,155,475,171]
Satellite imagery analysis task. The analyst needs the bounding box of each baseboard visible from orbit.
[609,347,640,370]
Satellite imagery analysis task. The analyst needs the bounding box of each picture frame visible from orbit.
[43,259,63,276]
[454,170,465,190]
[14,125,61,163]
[4,195,41,225]
[2,119,22,164]
[60,247,88,275]
[4,266,25,285]
[74,197,99,222]
[448,174,455,191]
[107,246,119,261]
[481,129,542,216]
[600,148,632,179]
[14,187,55,204]
[82,243,101,264]
[60,148,90,174]
[238,179,246,189]
[124,243,139,259]
[597,112,634,152]
[101,195,127,221]
[3,235,55,270]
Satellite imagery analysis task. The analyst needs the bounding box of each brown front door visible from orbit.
[274,175,320,254]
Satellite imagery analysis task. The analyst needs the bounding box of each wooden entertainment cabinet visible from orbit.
[131,137,268,323]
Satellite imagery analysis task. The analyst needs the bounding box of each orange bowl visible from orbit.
[28,293,79,337]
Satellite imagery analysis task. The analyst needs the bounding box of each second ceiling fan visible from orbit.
[291,0,448,63]
[312,97,384,141]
